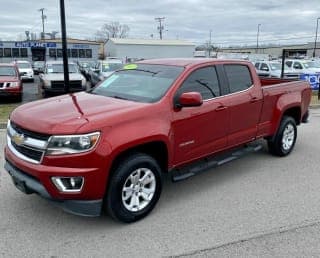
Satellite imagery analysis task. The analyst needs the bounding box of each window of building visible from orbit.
[224,65,253,93]
[85,49,92,58]
[176,66,220,100]
[12,48,20,57]
[4,48,11,57]
[20,48,28,57]
[57,48,63,58]
[49,48,56,58]
[0,48,3,57]
[67,49,71,57]
[79,49,85,58]
[71,49,78,58]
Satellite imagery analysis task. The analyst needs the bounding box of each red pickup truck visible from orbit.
[4,59,311,223]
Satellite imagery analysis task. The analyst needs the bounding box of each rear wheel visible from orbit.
[105,153,162,223]
[268,116,297,156]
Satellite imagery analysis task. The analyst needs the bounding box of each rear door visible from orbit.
[171,65,229,165]
[222,64,263,147]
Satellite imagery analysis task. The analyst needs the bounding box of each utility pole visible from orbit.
[155,17,165,40]
[38,8,46,40]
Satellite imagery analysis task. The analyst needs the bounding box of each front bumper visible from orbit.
[4,161,103,217]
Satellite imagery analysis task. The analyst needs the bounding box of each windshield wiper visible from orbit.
[109,95,130,100]
[195,79,216,97]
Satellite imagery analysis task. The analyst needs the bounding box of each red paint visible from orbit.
[5,59,311,201]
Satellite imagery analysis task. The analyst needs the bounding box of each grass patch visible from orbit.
[0,103,20,123]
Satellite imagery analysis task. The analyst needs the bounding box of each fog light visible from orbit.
[51,177,84,192]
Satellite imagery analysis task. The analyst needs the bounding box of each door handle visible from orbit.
[250,97,259,103]
[215,105,227,111]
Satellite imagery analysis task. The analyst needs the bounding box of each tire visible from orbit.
[105,153,162,223]
[268,116,297,157]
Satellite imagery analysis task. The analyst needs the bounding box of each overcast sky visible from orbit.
[1,0,320,47]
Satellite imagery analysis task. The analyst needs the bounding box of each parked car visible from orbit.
[0,63,23,101]
[285,59,320,74]
[14,60,34,82]
[38,61,86,97]
[32,61,45,75]
[4,59,311,223]
[88,59,123,86]
[254,61,300,79]
[77,60,95,81]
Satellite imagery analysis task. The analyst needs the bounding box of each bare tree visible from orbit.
[95,21,130,41]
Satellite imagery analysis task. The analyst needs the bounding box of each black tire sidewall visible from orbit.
[106,153,162,223]
[272,116,297,156]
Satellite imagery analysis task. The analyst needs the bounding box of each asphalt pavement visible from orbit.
[0,110,320,257]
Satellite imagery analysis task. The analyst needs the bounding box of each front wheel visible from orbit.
[268,116,297,156]
[105,153,162,223]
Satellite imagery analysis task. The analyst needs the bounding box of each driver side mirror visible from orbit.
[175,92,203,108]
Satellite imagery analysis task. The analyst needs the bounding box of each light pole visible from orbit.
[313,17,320,58]
[38,8,46,40]
[256,24,261,54]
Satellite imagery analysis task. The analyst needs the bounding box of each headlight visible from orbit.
[46,132,100,155]
[43,80,51,87]
[9,82,19,87]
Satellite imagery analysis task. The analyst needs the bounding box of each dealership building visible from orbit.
[0,39,101,63]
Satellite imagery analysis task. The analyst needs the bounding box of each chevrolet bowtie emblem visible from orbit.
[12,133,25,146]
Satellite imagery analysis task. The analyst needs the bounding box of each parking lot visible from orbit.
[0,109,320,257]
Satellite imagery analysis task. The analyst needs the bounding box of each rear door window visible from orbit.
[224,64,253,93]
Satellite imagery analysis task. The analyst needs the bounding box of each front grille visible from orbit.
[11,121,50,141]
[69,80,82,89]
[51,80,82,90]
[8,121,49,164]
[51,81,65,89]
[11,141,43,161]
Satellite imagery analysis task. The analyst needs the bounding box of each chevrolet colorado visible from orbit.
[4,59,311,223]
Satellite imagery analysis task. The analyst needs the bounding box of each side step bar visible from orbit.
[171,144,262,182]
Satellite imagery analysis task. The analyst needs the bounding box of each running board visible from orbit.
[171,144,263,182]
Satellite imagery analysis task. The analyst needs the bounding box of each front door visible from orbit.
[171,66,229,166]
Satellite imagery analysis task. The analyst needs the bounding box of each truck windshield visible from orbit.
[46,64,79,73]
[91,64,184,103]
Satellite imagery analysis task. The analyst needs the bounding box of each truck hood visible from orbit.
[0,76,20,82]
[10,92,148,135]
[41,73,84,81]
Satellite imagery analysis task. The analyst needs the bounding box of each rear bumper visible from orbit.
[4,161,103,217]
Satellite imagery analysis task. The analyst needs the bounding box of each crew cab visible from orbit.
[4,59,311,223]
[38,61,86,97]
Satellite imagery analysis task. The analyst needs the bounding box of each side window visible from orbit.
[293,62,302,69]
[224,64,253,93]
[254,62,260,69]
[260,63,269,71]
[177,66,220,100]
[285,61,292,67]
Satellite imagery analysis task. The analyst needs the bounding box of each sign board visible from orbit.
[14,42,57,48]
[300,74,320,90]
